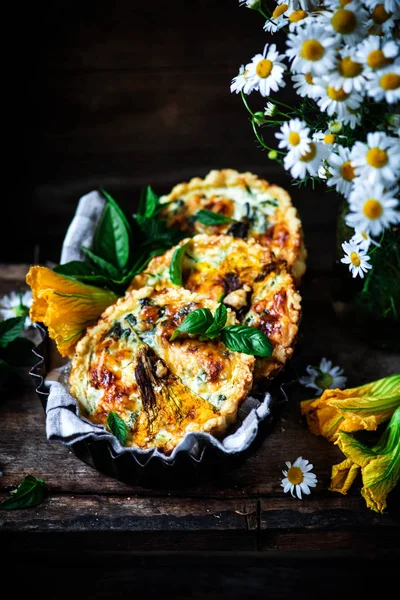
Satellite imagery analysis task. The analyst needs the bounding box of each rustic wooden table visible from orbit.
[1,263,399,596]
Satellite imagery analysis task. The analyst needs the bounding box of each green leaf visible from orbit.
[170,308,214,341]
[0,475,50,510]
[195,210,234,226]
[204,303,228,339]
[107,411,127,445]
[138,185,160,221]
[169,242,189,286]
[220,325,273,357]
[0,317,26,348]
[101,188,133,241]
[94,202,131,271]
[81,247,122,280]
[0,337,36,367]
[54,260,115,289]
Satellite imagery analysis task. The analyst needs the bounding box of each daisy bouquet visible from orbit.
[232,0,400,323]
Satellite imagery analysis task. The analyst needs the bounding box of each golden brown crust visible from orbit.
[159,169,307,283]
[69,286,254,454]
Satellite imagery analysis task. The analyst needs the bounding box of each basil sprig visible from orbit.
[107,411,127,445]
[54,186,187,296]
[195,209,234,226]
[0,475,50,510]
[170,305,272,357]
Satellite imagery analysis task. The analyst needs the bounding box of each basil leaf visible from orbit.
[101,188,133,242]
[170,308,214,341]
[195,210,234,226]
[81,247,122,280]
[169,242,189,286]
[54,261,101,277]
[0,317,25,348]
[0,475,50,510]
[205,303,228,339]
[107,411,127,445]
[220,325,273,357]
[94,202,130,271]
[138,185,160,221]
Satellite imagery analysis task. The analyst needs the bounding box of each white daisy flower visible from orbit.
[321,1,369,44]
[327,48,367,94]
[345,182,400,236]
[284,141,330,179]
[388,113,400,137]
[281,457,317,500]
[292,71,323,98]
[364,0,400,13]
[299,357,347,395]
[264,3,289,32]
[275,118,311,156]
[340,105,362,129]
[277,0,321,9]
[341,240,373,278]
[245,43,287,97]
[264,101,277,117]
[230,64,255,95]
[239,0,262,8]
[315,78,363,118]
[350,132,400,185]
[328,120,343,134]
[350,229,381,251]
[327,146,357,196]
[0,290,33,328]
[313,130,340,146]
[355,35,398,72]
[365,3,400,35]
[366,63,400,104]
[285,24,339,76]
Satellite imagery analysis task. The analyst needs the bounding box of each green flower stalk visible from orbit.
[330,406,400,514]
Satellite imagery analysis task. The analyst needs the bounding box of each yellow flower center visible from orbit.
[300,143,317,162]
[273,3,288,18]
[289,131,301,146]
[324,133,336,144]
[372,4,391,24]
[256,59,273,78]
[338,56,363,78]
[301,39,324,61]
[363,199,383,220]
[327,86,349,101]
[350,252,361,267]
[339,0,352,5]
[380,73,400,90]
[367,49,388,69]
[331,9,357,34]
[287,466,304,485]
[366,147,388,168]
[340,161,356,181]
[305,72,314,84]
[289,10,307,22]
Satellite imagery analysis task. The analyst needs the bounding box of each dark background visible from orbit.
[7,0,339,270]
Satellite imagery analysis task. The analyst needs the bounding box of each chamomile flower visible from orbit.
[340,105,362,129]
[322,1,369,44]
[313,130,340,146]
[350,229,381,251]
[284,141,330,179]
[327,146,357,195]
[315,78,363,118]
[264,101,277,117]
[230,64,254,94]
[364,0,400,13]
[245,43,286,97]
[275,118,311,156]
[345,182,400,236]
[350,132,400,185]
[0,290,33,327]
[264,3,289,32]
[285,24,339,76]
[299,357,347,395]
[366,63,400,104]
[341,240,373,278]
[281,457,317,500]
[355,35,399,72]
[292,71,323,98]
[239,0,262,8]
[277,0,321,8]
[388,113,400,137]
[327,48,367,93]
[366,3,400,35]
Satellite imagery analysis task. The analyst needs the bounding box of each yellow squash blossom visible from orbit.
[26,266,117,358]
[300,374,400,441]
[330,406,400,514]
